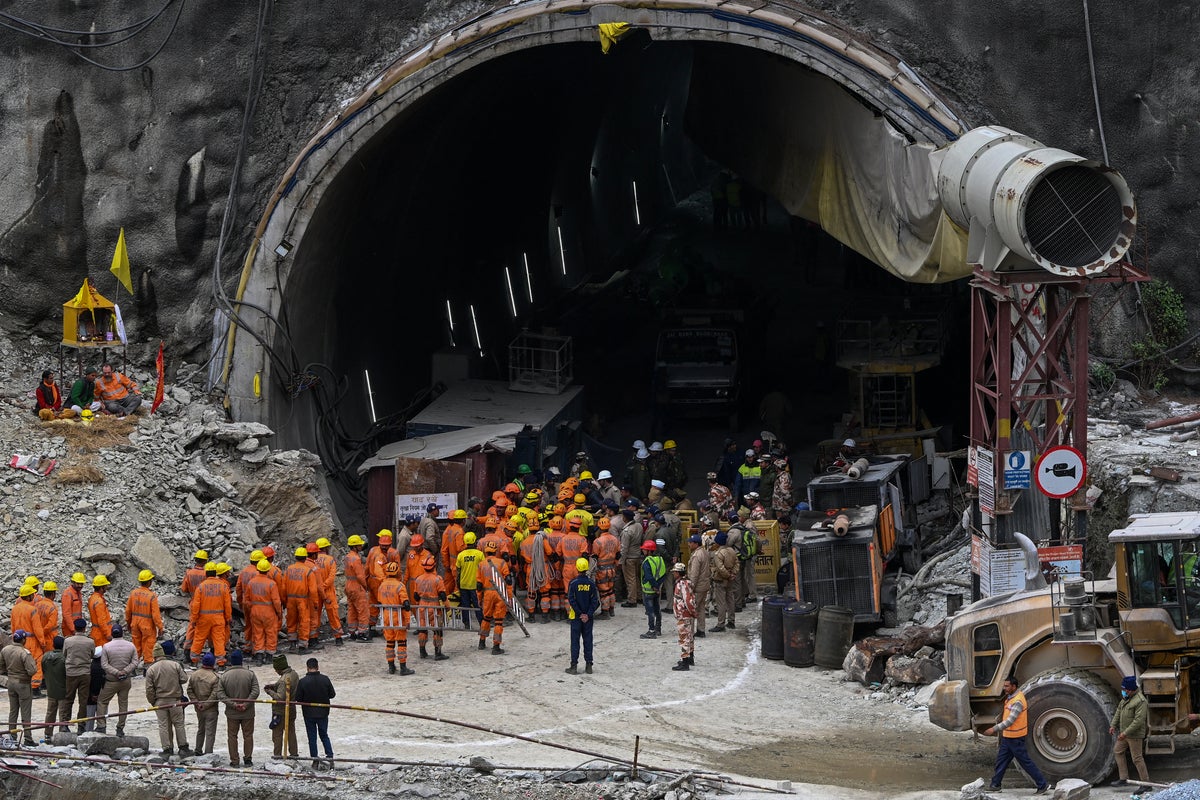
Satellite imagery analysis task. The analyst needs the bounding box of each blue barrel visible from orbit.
[782,601,818,667]
[761,596,789,660]
[814,605,855,669]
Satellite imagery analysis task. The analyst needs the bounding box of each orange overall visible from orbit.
[478,555,511,648]
[315,552,343,639]
[246,573,282,654]
[283,562,316,646]
[236,564,260,653]
[519,532,554,614]
[88,592,112,647]
[592,531,621,612]
[559,532,590,586]
[378,577,410,664]
[366,545,398,626]
[125,585,162,663]
[12,599,45,689]
[179,566,206,649]
[190,576,232,665]
[61,584,84,638]
[35,595,58,658]
[343,550,369,636]
[441,524,465,579]
[411,572,448,651]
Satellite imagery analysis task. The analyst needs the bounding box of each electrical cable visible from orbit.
[1081,0,1109,166]
[0,0,175,36]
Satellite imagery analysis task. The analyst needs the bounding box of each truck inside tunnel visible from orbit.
[264,36,971,512]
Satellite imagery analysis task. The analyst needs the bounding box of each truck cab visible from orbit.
[653,317,740,427]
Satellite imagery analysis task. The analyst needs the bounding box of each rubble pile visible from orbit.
[0,333,337,637]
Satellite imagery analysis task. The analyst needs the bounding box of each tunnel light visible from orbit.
[522,252,533,303]
[445,299,457,347]
[469,304,483,356]
[364,369,378,424]
[556,225,567,275]
[632,181,642,226]
[504,267,518,318]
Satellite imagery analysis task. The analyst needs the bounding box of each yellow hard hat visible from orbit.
[664,439,677,450]
[43,581,57,592]
[71,572,86,584]
[316,537,331,549]
[579,470,594,480]
[19,585,35,597]
[347,534,366,547]
[250,550,264,562]
[294,546,308,558]
[80,409,93,419]
[463,532,477,545]
[377,528,393,541]
[575,557,590,572]
[451,509,468,520]
[24,576,40,587]
[215,563,232,576]
[194,550,209,561]
[257,560,272,573]
[92,575,110,587]
[138,569,154,582]
[574,493,586,504]
[204,562,218,573]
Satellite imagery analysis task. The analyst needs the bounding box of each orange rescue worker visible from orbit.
[180,550,209,654]
[592,516,621,617]
[519,525,554,622]
[125,570,164,664]
[283,548,318,654]
[214,562,236,648]
[366,530,399,634]
[61,572,86,638]
[544,516,566,619]
[261,546,286,597]
[441,511,468,579]
[235,550,264,656]
[36,580,60,658]
[378,562,413,675]
[343,535,370,641]
[559,518,590,587]
[412,554,451,661]
[314,537,344,647]
[245,559,283,664]
[13,583,47,693]
[404,535,428,596]
[301,543,323,647]
[89,575,114,646]
[190,563,232,666]
[477,541,511,655]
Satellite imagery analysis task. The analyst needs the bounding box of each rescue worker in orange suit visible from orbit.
[404,535,428,597]
[477,541,511,655]
[245,559,283,664]
[314,537,344,647]
[61,572,86,638]
[378,562,413,675]
[412,554,451,661]
[365,531,399,636]
[591,516,621,618]
[214,562,236,649]
[441,510,468,581]
[190,563,232,666]
[89,575,114,646]
[559,518,590,590]
[479,523,509,570]
[235,550,264,658]
[284,548,318,655]
[36,579,60,672]
[302,543,324,649]
[261,546,286,601]
[519,522,554,622]
[180,550,209,657]
[13,583,46,694]
[343,535,370,641]
[543,516,566,620]
[125,570,163,665]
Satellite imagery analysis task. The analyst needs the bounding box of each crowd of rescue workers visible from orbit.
[0,435,813,764]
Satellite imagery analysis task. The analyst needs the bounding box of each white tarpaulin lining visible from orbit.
[357,423,522,475]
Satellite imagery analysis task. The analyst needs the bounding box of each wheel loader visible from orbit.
[928,511,1200,785]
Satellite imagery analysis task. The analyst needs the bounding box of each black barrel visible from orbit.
[761,596,788,660]
[814,605,855,669]
[782,601,817,667]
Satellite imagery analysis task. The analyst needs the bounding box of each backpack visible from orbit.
[742,526,759,560]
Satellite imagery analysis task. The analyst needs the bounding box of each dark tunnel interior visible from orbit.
[275,38,971,507]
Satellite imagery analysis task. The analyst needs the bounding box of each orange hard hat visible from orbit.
[557,488,573,501]
[597,517,611,531]
[567,517,582,529]
[495,497,510,508]
[492,490,507,502]
[484,541,499,553]
[505,517,521,532]
[421,554,436,571]
[504,482,520,494]
[485,516,499,529]
[410,534,425,548]
[384,562,401,576]
[306,542,318,554]
[549,516,564,531]
[504,505,518,518]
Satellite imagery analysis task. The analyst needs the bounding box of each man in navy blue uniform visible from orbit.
[565,558,600,675]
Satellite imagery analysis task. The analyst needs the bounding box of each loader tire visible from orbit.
[1023,668,1117,786]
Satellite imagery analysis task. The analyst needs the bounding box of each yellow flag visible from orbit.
[598,22,631,54]
[70,279,95,311]
[109,227,132,295]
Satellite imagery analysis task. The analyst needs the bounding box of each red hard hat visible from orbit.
[306,542,318,554]
[261,546,275,559]
[640,540,657,551]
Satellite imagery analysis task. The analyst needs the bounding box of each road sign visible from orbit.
[966,446,978,487]
[1034,445,1086,498]
[1003,450,1032,489]
[977,447,995,515]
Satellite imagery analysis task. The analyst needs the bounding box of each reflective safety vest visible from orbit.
[1002,690,1029,739]
[640,555,666,594]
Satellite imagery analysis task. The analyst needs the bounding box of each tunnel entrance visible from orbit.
[224,5,972,520]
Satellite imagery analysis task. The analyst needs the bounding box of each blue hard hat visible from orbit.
[795,502,810,511]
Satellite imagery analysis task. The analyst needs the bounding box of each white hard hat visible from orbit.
[745,449,756,457]
[842,438,856,448]
[597,469,613,481]
[633,439,646,450]
[649,441,664,452]
[637,448,649,459]
[651,479,665,489]
[655,538,666,547]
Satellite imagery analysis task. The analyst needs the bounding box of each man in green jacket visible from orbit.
[1109,675,1150,788]
[68,369,101,414]
[41,636,69,738]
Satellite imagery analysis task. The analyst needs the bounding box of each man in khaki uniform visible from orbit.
[686,533,712,637]
[63,619,94,733]
[187,654,220,754]
[216,650,260,766]
[0,631,37,745]
[97,626,141,736]
[709,532,739,632]
[144,641,191,756]
[264,653,300,759]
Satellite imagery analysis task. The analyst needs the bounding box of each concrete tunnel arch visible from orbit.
[221,0,973,472]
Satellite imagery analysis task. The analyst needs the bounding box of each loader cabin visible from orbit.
[1113,511,1200,645]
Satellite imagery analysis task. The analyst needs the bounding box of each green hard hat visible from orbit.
[517,464,532,475]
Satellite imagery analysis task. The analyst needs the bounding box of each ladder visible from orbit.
[1140,665,1180,755]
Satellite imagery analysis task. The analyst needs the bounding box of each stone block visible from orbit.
[885,654,945,685]
[1051,778,1089,800]
[82,545,126,563]
[79,733,151,756]
[132,533,178,583]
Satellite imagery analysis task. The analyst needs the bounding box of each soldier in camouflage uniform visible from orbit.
[771,459,793,518]
[706,472,734,516]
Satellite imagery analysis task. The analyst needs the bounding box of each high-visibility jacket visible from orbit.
[191,576,232,623]
[1001,690,1030,738]
[640,555,667,594]
[479,555,511,593]
[592,532,620,566]
[125,586,163,632]
[377,577,409,632]
[35,595,58,650]
[88,591,112,644]
[441,523,465,574]
[455,548,485,590]
[246,573,282,617]
[180,566,206,597]
[11,599,45,646]
[236,564,259,610]
[559,532,589,564]
[283,561,317,603]
[344,550,367,588]
[366,545,399,583]
[316,552,337,599]
[93,371,137,402]
[61,584,84,638]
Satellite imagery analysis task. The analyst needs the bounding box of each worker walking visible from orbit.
[12,584,46,695]
[88,575,113,647]
[985,675,1049,795]
[1110,675,1151,789]
[0,631,37,746]
[378,562,413,675]
[190,563,232,666]
[216,650,260,767]
[284,548,318,655]
[144,641,191,756]
[638,540,667,638]
[96,626,141,736]
[314,537,345,647]
[265,653,300,760]
[366,531,399,636]
[126,570,164,665]
[564,557,599,675]
[61,572,86,638]
[246,560,283,664]
[477,541,511,655]
[454,532,485,630]
[671,562,697,671]
[343,535,370,641]
[412,554,451,661]
[187,654,220,755]
[710,532,739,632]
[591,517,621,618]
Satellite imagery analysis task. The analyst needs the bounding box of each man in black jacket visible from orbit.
[293,658,335,770]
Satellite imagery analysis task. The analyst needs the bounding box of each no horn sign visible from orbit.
[1034,445,1086,498]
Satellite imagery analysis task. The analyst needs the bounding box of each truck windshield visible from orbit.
[658,331,735,364]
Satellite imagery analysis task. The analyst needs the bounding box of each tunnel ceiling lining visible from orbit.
[225,0,967,424]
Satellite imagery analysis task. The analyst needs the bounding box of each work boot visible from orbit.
[434,649,448,661]
[655,627,662,636]
[398,664,415,676]
[565,664,579,675]
[671,660,690,671]
[710,625,725,632]
[478,638,487,650]
[585,663,593,674]
[419,645,429,659]
[540,613,551,624]
[162,747,174,756]
[462,619,470,631]
[639,631,657,639]
[491,645,505,655]
[388,662,397,674]
[334,637,344,647]
[686,654,695,666]
[179,747,193,758]
[288,642,298,654]
[308,638,324,651]
[695,630,706,638]
[31,688,43,699]
[728,621,736,629]
[116,727,125,737]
